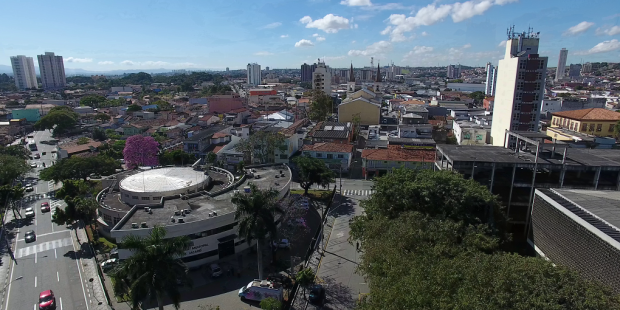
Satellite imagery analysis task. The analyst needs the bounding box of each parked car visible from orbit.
[41,202,50,213]
[30,163,37,168]
[271,239,290,249]
[25,186,34,192]
[38,290,56,310]
[309,284,326,306]
[34,153,40,159]
[25,207,35,218]
[239,279,283,302]
[25,230,36,243]
[208,263,223,277]
[100,258,119,271]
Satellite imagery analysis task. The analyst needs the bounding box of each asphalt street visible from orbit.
[3,130,95,310]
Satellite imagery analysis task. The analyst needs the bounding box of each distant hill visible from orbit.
[0,65,219,76]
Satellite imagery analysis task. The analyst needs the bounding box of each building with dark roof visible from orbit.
[306,121,352,144]
[531,188,620,293]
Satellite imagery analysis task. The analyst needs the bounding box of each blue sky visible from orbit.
[1,0,619,71]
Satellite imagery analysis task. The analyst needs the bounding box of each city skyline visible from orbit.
[1,0,619,72]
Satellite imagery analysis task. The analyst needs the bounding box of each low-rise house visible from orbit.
[182,125,229,158]
[306,121,352,144]
[198,114,219,126]
[548,108,620,140]
[453,120,491,145]
[301,142,354,172]
[57,140,103,159]
[361,146,435,179]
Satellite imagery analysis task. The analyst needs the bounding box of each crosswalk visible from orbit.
[47,180,55,191]
[342,189,374,196]
[16,237,72,258]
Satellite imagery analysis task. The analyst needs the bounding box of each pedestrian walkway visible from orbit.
[73,223,113,310]
[341,189,374,196]
[15,237,72,258]
[0,205,17,310]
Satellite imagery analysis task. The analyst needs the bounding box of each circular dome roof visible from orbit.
[120,167,207,193]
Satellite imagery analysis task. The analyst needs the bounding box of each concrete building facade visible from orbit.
[490,29,547,147]
[555,48,568,81]
[10,55,38,90]
[312,61,331,95]
[247,63,261,86]
[447,64,461,79]
[301,63,316,82]
[37,52,66,90]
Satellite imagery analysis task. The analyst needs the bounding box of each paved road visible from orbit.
[3,131,97,310]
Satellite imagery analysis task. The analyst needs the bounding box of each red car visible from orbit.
[39,290,56,310]
[41,202,50,213]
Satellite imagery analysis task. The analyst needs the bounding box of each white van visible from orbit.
[238,279,283,302]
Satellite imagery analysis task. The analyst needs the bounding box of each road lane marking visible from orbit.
[60,297,63,310]
[5,232,18,310]
[34,276,37,287]
[57,271,59,282]
[55,248,57,259]
[35,252,37,264]
[71,234,90,310]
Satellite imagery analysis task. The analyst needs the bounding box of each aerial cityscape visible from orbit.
[1,0,620,310]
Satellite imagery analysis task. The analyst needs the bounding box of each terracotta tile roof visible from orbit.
[362,146,435,162]
[301,142,354,153]
[229,108,248,113]
[552,108,620,121]
[213,145,225,154]
[62,141,103,155]
[212,132,231,139]
[281,118,309,136]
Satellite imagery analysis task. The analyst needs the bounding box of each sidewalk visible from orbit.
[0,206,17,310]
[73,223,113,310]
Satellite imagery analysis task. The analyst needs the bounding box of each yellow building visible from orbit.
[548,108,620,141]
[338,88,381,125]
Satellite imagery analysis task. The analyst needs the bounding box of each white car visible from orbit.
[101,258,119,271]
[24,207,35,218]
[30,163,37,168]
[272,239,290,249]
[25,186,34,192]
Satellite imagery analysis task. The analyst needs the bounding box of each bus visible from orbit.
[28,140,37,151]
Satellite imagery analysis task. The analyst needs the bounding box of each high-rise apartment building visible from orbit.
[569,64,582,78]
[246,63,261,86]
[490,66,498,97]
[312,60,331,95]
[225,67,229,72]
[581,62,593,74]
[555,48,568,81]
[10,55,38,90]
[447,64,461,79]
[301,63,317,82]
[490,28,548,147]
[265,66,269,72]
[485,62,495,95]
[37,52,66,90]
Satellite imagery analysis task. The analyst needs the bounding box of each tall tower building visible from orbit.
[312,59,331,95]
[485,62,494,95]
[491,27,548,147]
[347,63,356,96]
[301,63,317,82]
[569,64,582,78]
[490,66,498,97]
[555,48,568,81]
[246,63,261,86]
[37,52,66,90]
[447,64,461,79]
[10,55,38,90]
[373,63,382,93]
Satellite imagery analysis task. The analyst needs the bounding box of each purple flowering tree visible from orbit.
[123,135,160,169]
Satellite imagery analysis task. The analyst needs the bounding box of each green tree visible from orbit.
[77,137,90,145]
[260,297,282,310]
[159,150,194,166]
[296,268,315,298]
[154,100,172,111]
[468,91,486,103]
[206,152,217,165]
[127,104,142,112]
[94,113,111,122]
[292,156,335,195]
[0,154,31,185]
[93,127,107,141]
[39,156,119,182]
[309,89,333,122]
[0,145,30,160]
[0,185,25,218]
[112,226,192,310]
[34,110,79,136]
[52,197,98,227]
[231,183,282,280]
[235,131,286,164]
[80,95,107,107]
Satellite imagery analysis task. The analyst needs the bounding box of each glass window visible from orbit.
[609,124,615,132]
[337,154,344,159]
[327,154,333,159]
[152,196,161,200]
[141,197,149,201]
[597,124,602,132]
[581,123,588,131]
[132,196,138,199]
[316,153,322,158]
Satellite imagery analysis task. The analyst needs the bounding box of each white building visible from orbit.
[453,119,491,145]
[247,63,261,86]
[447,64,461,79]
[10,55,38,90]
[312,60,332,95]
[490,28,547,147]
[485,62,497,96]
[555,48,568,81]
[37,52,66,90]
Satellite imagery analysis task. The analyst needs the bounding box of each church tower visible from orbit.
[373,62,382,93]
[347,63,355,96]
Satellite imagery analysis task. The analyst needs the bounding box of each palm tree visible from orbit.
[112,225,192,310]
[232,183,283,280]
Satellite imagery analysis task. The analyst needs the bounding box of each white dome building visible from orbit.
[119,167,209,205]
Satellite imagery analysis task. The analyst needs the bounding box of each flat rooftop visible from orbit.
[438,145,620,167]
[116,165,290,230]
[119,167,208,193]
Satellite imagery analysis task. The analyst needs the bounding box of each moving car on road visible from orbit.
[41,202,50,212]
[34,153,40,159]
[25,207,35,218]
[30,162,37,168]
[25,230,36,243]
[38,290,56,310]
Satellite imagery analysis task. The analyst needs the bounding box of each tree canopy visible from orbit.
[235,131,286,164]
[52,197,98,227]
[292,156,334,195]
[39,156,119,182]
[34,106,79,135]
[0,154,31,185]
[123,135,159,169]
[308,89,333,122]
[351,168,620,310]
[159,150,194,166]
[126,104,142,112]
[80,94,107,107]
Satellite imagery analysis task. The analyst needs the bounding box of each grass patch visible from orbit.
[98,236,117,252]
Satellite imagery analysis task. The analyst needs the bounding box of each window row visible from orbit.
[187,222,238,240]
[126,194,162,201]
[314,153,345,159]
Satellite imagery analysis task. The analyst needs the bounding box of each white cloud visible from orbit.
[316,36,326,42]
[348,40,392,56]
[300,14,350,33]
[262,22,282,29]
[280,34,289,38]
[340,0,372,6]
[498,40,507,47]
[254,51,274,56]
[421,31,428,36]
[411,46,434,54]
[351,40,356,44]
[352,24,359,29]
[312,33,319,37]
[65,57,93,63]
[295,39,315,47]
[98,61,114,65]
[384,0,516,42]
[576,39,620,55]
[564,21,594,36]
[597,26,620,36]
[462,43,472,49]
[121,60,135,66]
[380,26,392,35]
[402,46,502,65]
